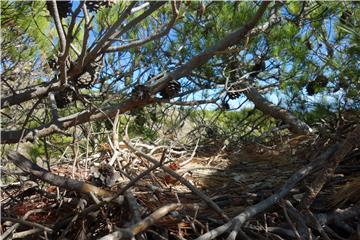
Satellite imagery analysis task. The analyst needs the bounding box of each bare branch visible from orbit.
[84,1,137,61]
[58,2,83,85]
[149,1,271,93]
[0,209,45,240]
[7,152,113,197]
[2,217,53,233]
[99,203,194,240]
[105,1,179,53]
[300,125,360,209]
[79,3,93,65]
[0,2,271,143]
[195,145,338,240]
[49,0,66,53]
[89,2,165,58]
[123,130,229,221]
[240,82,313,134]
[1,81,60,109]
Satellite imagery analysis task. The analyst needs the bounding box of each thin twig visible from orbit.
[49,0,66,53]
[280,201,302,240]
[195,145,338,240]
[99,203,193,240]
[124,124,229,221]
[2,217,53,233]
[0,209,45,239]
[105,1,179,53]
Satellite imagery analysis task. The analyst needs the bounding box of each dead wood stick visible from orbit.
[226,224,251,240]
[281,202,303,240]
[130,203,183,235]
[1,217,53,233]
[7,152,112,197]
[195,144,338,240]
[99,203,189,240]
[123,134,229,221]
[12,228,43,239]
[282,200,308,239]
[304,209,331,240]
[53,158,164,231]
[0,209,45,240]
[300,125,360,210]
[316,205,360,226]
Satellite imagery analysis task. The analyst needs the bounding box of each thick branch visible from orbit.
[1,96,155,143]
[1,81,60,108]
[1,2,270,143]
[149,1,270,93]
[300,125,360,209]
[240,83,313,134]
[49,0,66,54]
[7,152,112,197]
[195,145,338,240]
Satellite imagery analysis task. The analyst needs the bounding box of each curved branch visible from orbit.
[195,145,338,240]
[104,1,179,53]
[7,151,113,197]
[149,1,271,93]
[240,82,313,134]
[1,96,155,144]
[0,2,271,143]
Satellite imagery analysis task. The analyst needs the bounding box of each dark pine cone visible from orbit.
[315,75,328,87]
[46,0,72,19]
[306,81,316,96]
[132,85,150,101]
[222,101,230,110]
[47,58,57,70]
[306,75,328,96]
[85,0,113,13]
[54,88,74,108]
[227,85,241,100]
[74,61,102,88]
[159,80,181,99]
[249,60,265,77]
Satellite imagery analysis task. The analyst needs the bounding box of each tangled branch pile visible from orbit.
[2,113,359,239]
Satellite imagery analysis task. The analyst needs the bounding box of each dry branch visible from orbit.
[0,209,45,240]
[11,228,43,239]
[195,144,338,240]
[300,125,360,209]
[99,203,190,240]
[240,82,313,134]
[2,217,53,233]
[123,135,230,221]
[7,152,112,197]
